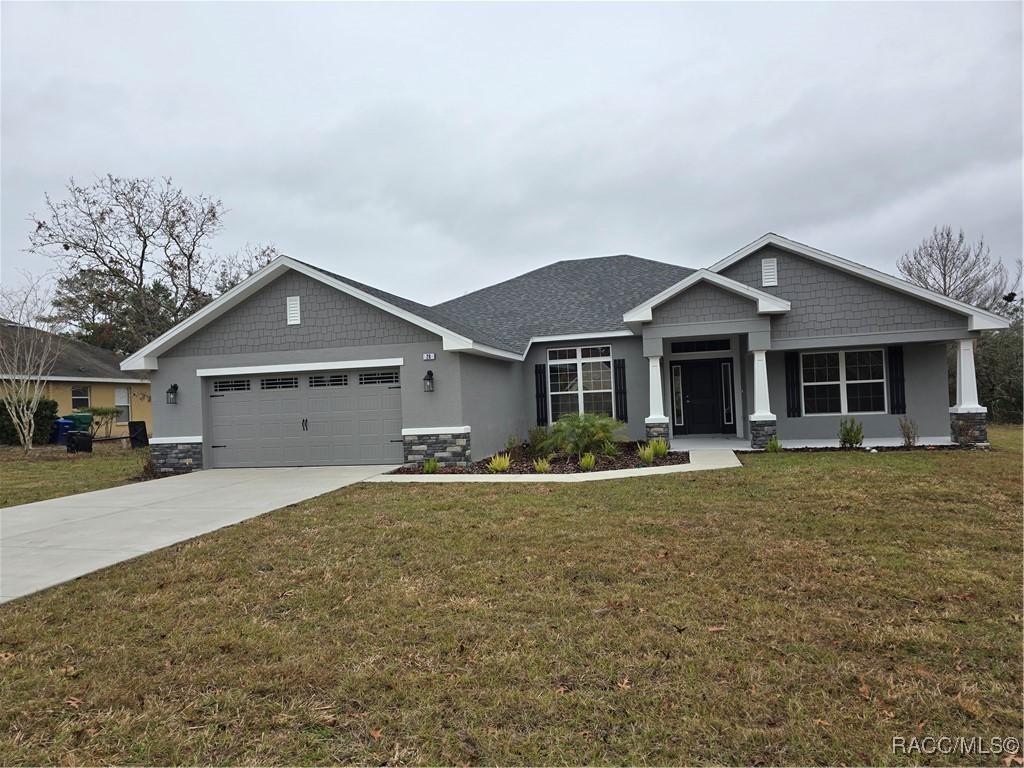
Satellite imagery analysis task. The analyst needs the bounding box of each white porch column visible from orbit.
[750,349,775,420]
[645,356,668,423]
[950,338,985,413]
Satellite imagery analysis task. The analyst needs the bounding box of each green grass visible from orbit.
[0,443,150,508]
[0,426,1020,765]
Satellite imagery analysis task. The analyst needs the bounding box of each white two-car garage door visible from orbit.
[207,367,403,467]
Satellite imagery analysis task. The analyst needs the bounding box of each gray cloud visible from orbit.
[2,1,1020,304]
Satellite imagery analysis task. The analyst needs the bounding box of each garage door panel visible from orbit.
[208,368,402,467]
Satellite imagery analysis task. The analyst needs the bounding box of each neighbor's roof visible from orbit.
[0,320,147,381]
[433,255,695,353]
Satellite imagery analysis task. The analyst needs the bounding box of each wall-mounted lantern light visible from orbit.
[166,384,179,405]
[423,370,434,393]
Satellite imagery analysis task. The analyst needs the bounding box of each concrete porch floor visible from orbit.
[670,434,954,451]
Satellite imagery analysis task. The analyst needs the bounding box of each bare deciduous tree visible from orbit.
[898,225,1010,312]
[0,277,65,452]
[213,243,281,294]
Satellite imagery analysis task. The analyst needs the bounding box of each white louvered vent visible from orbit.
[286,295,301,325]
[761,258,778,288]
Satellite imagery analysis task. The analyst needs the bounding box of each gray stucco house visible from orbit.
[121,233,1008,472]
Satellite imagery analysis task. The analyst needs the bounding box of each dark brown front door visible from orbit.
[670,359,734,435]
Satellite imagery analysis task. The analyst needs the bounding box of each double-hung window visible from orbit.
[801,349,886,415]
[114,387,131,424]
[71,385,91,410]
[547,345,614,420]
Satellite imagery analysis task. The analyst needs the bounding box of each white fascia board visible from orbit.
[196,358,404,377]
[442,339,524,361]
[708,233,1010,331]
[401,426,471,435]
[121,255,482,371]
[622,269,791,323]
[6,375,150,384]
[150,435,202,444]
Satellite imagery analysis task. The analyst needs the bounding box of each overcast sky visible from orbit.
[2,1,1021,304]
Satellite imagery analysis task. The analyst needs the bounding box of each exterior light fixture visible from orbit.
[423,370,435,393]
[166,384,179,405]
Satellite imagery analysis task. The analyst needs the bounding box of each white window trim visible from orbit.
[114,386,131,424]
[799,348,888,416]
[546,345,616,422]
[71,385,91,410]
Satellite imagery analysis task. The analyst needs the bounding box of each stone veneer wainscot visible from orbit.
[750,419,777,450]
[403,432,472,467]
[150,442,203,474]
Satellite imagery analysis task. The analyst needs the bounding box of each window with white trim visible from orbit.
[546,345,614,420]
[801,349,886,415]
[71,385,90,410]
[114,386,131,424]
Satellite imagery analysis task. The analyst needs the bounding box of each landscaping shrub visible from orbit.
[765,435,782,453]
[504,433,521,453]
[547,413,624,458]
[422,457,439,474]
[898,416,919,448]
[600,440,619,458]
[527,427,549,458]
[83,406,121,438]
[532,457,551,474]
[649,437,669,459]
[579,452,596,471]
[487,452,512,473]
[0,398,58,445]
[839,417,864,448]
[637,442,655,465]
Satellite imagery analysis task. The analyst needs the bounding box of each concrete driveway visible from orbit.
[0,465,389,603]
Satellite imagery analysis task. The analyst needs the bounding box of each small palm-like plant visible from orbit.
[579,452,597,471]
[532,457,552,474]
[637,442,655,466]
[487,452,512,473]
[649,437,669,459]
[547,413,625,459]
[765,435,782,453]
[839,417,864,449]
[422,457,439,474]
[600,440,619,458]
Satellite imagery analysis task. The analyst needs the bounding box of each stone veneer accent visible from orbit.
[950,411,988,447]
[403,432,471,467]
[150,442,204,474]
[749,419,777,450]
[645,421,669,442]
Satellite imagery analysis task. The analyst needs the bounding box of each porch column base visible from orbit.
[645,419,669,442]
[749,419,777,450]
[950,409,988,448]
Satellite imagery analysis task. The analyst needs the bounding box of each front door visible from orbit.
[670,359,735,435]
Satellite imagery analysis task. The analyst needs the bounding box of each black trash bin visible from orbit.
[128,420,149,448]
[66,430,93,453]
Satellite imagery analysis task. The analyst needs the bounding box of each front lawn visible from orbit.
[0,443,150,508]
[0,426,1020,765]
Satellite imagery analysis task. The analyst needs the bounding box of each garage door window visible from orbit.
[310,374,349,387]
[260,376,299,390]
[359,371,399,385]
[213,379,251,393]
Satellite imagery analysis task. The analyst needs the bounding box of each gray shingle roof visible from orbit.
[297,254,694,356]
[433,255,695,353]
[0,320,145,380]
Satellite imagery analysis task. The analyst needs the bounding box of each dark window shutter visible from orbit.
[613,358,628,423]
[535,363,548,426]
[784,351,802,417]
[887,346,906,414]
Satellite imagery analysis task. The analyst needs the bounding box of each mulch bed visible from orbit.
[392,441,690,475]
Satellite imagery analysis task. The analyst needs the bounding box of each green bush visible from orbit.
[547,413,625,458]
[83,406,121,438]
[532,457,551,474]
[487,452,512,473]
[527,426,549,458]
[600,440,619,458]
[579,452,597,471]
[649,437,669,459]
[0,398,58,445]
[504,433,521,453]
[765,435,783,453]
[898,416,918,448]
[422,457,439,474]
[839,417,864,449]
[637,442,655,466]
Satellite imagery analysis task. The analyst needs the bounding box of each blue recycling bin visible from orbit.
[52,418,74,445]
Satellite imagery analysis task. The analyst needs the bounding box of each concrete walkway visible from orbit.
[366,448,741,483]
[0,465,388,603]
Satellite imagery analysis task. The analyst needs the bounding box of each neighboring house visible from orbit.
[0,320,152,439]
[120,233,1008,472]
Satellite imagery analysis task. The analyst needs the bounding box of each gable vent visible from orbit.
[761,258,778,288]
[286,295,301,325]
